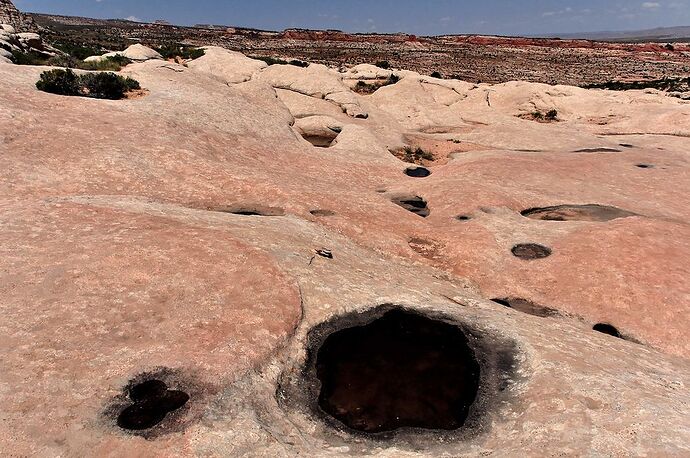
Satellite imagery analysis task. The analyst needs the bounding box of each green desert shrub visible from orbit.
[11,50,48,65]
[400,146,435,163]
[249,55,308,67]
[375,60,390,69]
[545,109,558,120]
[353,74,400,95]
[53,42,101,60]
[157,43,205,60]
[36,69,141,100]
[35,68,81,96]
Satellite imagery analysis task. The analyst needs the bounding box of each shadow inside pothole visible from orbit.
[491,298,559,318]
[572,147,622,153]
[303,134,337,148]
[521,204,637,222]
[212,205,285,217]
[391,195,430,218]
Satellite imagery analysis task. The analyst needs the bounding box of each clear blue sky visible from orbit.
[12,0,690,36]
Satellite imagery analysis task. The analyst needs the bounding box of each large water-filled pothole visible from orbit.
[391,195,430,218]
[315,309,480,433]
[521,204,637,222]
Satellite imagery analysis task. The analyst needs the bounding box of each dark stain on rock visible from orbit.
[521,204,637,222]
[511,243,552,260]
[455,215,472,221]
[635,164,654,169]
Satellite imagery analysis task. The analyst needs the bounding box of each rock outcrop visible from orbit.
[0,23,58,62]
[85,43,163,63]
[0,52,688,456]
[0,0,37,32]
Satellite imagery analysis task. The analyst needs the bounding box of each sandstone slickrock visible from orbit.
[85,43,163,62]
[0,50,689,456]
[0,0,37,32]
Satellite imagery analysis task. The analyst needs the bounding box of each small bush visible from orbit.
[53,42,101,60]
[79,55,132,71]
[400,147,435,164]
[35,69,141,100]
[353,74,400,95]
[431,71,442,78]
[545,109,558,120]
[35,68,81,96]
[249,55,308,67]
[288,59,309,67]
[11,50,48,65]
[375,60,390,69]
[157,42,205,60]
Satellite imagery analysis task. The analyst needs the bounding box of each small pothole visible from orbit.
[593,323,622,338]
[573,147,622,153]
[511,243,552,260]
[635,164,654,169]
[455,215,472,221]
[310,209,336,217]
[303,134,337,148]
[392,195,430,218]
[404,166,432,178]
[117,380,189,431]
[521,204,637,222]
[490,298,558,318]
[212,206,285,217]
[315,309,480,433]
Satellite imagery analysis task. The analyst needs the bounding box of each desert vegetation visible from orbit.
[12,50,132,71]
[352,74,400,94]
[249,55,309,67]
[519,108,559,123]
[35,68,141,99]
[156,42,205,60]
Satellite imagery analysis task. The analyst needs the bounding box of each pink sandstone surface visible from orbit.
[0,49,688,456]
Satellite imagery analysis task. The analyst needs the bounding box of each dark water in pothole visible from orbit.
[117,380,189,431]
[405,166,432,178]
[315,309,480,433]
[511,243,552,260]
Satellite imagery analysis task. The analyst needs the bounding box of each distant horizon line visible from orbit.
[25,10,690,41]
